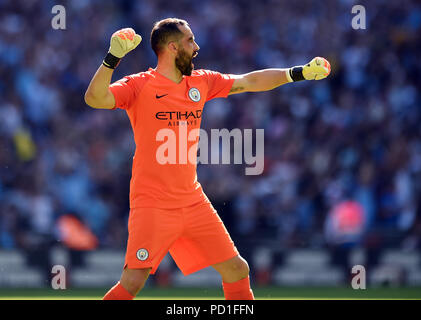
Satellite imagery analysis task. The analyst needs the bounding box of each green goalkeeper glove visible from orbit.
[103,28,142,69]
[286,57,331,82]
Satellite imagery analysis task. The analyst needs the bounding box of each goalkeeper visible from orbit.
[84,19,330,300]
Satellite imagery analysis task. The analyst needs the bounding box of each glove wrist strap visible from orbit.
[103,52,121,69]
[289,66,305,82]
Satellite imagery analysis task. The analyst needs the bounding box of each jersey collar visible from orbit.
[148,68,185,85]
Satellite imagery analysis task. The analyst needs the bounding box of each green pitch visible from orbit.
[0,286,420,300]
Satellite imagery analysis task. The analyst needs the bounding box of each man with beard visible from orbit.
[84,18,330,300]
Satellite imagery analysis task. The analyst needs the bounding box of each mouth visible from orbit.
[191,53,197,68]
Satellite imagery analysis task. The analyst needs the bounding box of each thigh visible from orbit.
[125,207,183,273]
[169,200,239,275]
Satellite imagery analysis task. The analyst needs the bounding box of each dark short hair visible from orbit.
[150,18,189,56]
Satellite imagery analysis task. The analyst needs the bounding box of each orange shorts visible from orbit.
[124,199,239,276]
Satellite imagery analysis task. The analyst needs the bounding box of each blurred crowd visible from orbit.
[0,0,421,261]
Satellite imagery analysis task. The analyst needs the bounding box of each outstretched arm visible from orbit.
[228,57,331,95]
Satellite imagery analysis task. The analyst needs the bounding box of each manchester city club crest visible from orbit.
[136,248,149,261]
[188,87,201,102]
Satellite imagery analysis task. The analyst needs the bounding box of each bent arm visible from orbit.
[84,64,116,109]
[85,28,142,109]
[228,68,290,95]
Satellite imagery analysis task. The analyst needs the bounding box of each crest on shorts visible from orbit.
[136,248,149,261]
[188,87,201,102]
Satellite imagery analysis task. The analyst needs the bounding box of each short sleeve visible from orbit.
[109,73,146,110]
[203,70,235,102]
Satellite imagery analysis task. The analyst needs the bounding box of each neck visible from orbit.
[155,57,183,83]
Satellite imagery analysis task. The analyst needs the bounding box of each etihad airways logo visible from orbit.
[155,110,202,121]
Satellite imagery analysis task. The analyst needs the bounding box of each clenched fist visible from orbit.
[103,28,142,69]
[287,57,331,82]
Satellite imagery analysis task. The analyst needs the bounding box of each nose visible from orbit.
[194,41,200,51]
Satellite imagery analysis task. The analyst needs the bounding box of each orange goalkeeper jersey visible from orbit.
[109,68,235,209]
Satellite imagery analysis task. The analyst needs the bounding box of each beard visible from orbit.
[175,48,194,76]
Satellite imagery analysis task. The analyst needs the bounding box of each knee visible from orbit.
[233,256,250,279]
[120,268,150,296]
[221,256,250,281]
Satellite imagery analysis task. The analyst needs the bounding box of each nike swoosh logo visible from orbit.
[156,94,168,99]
